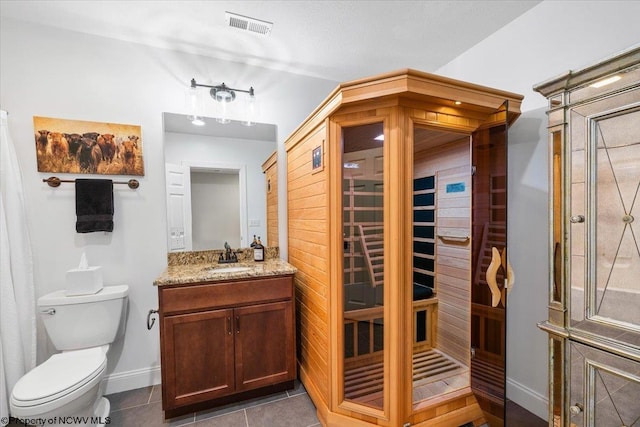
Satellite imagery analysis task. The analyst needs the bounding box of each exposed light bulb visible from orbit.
[590,75,621,88]
[189,116,205,126]
[242,93,258,127]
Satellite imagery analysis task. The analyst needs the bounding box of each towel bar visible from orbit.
[43,176,139,189]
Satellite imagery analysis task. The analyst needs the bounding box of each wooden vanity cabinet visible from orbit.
[158,275,296,417]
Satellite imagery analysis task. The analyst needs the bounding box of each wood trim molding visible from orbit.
[261,150,277,172]
[285,69,523,153]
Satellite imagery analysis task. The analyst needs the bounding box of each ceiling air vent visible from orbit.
[225,12,273,36]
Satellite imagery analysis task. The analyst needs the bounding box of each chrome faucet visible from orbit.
[219,242,238,263]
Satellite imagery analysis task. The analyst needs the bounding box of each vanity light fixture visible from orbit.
[189,78,258,126]
[589,74,621,88]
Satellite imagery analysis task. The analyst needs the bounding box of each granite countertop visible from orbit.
[154,250,297,286]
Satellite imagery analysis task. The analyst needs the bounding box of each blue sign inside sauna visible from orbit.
[446,182,465,193]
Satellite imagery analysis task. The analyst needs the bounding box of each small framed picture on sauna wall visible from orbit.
[34,116,144,176]
[312,143,323,173]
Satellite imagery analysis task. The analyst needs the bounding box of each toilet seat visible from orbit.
[11,347,106,410]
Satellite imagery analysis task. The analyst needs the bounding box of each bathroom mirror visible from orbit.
[163,112,277,253]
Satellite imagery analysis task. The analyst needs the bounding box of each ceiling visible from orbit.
[0,0,541,83]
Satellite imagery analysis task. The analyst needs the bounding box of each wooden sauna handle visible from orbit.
[506,257,515,293]
[500,248,515,306]
[437,234,470,243]
[486,247,502,308]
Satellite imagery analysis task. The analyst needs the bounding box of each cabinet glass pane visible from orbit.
[570,342,640,427]
[552,130,563,303]
[550,338,563,427]
[592,108,640,329]
[570,94,640,339]
[341,122,385,409]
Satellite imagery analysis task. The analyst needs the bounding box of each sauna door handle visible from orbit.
[500,248,515,306]
[486,247,502,308]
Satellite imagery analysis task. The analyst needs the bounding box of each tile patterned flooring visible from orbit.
[6,381,546,426]
[104,382,547,427]
[105,381,320,427]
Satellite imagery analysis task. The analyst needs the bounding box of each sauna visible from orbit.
[286,70,522,426]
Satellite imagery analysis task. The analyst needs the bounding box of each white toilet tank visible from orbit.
[38,285,128,351]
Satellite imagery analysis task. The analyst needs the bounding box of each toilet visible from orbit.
[10,285,128,427]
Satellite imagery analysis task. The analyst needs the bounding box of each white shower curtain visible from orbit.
[0,110,36,421]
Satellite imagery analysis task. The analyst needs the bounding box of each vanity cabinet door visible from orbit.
[162,308,236,409]
[234,300,295,392]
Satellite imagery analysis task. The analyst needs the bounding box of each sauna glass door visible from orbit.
[341,122,386,410]
[412,126,472,406]
[470,111,509,425]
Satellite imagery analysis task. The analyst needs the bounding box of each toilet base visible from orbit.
[95,397,110,427]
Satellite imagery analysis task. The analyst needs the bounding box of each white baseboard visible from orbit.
[507,376,548,421]
[101,366,161,395]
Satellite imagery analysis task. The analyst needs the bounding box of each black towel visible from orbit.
[75,179,114,233]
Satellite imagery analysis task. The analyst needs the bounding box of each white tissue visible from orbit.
[78,252,89,269]
[66,252,103,296]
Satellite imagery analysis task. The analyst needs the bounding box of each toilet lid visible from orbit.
[12,347,106,405]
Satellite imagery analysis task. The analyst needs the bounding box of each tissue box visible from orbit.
[65,266,103,296]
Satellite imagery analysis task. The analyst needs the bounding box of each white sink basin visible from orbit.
[206,266,252,274]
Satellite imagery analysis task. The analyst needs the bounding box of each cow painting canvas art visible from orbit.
[34,116,144,176]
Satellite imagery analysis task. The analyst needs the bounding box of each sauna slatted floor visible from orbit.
[344,349,465,403]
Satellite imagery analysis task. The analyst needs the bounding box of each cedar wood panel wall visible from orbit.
[262,153,279,247]
[414,139,472,367]
[286,123,330,406]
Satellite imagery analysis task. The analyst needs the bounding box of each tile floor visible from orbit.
[6,382,546,427]
[104,382,547,427]
[105,381,320,427]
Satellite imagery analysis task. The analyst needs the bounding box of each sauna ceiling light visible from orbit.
[344,163,360,169]
[590,75,621,88]
[454,101,462,105]
[374,134,384,141]
[225,12,273,37]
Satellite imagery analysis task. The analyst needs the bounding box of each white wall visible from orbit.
[436,0,640,419]
[0,17,337,393]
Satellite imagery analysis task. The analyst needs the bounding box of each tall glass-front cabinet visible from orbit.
[286,70,522,426]
[534,47,640,427]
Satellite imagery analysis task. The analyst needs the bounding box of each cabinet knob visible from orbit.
[569,404,583,415]
[570,215,585,223]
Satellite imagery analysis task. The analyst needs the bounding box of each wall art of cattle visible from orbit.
[33,116,144,176]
